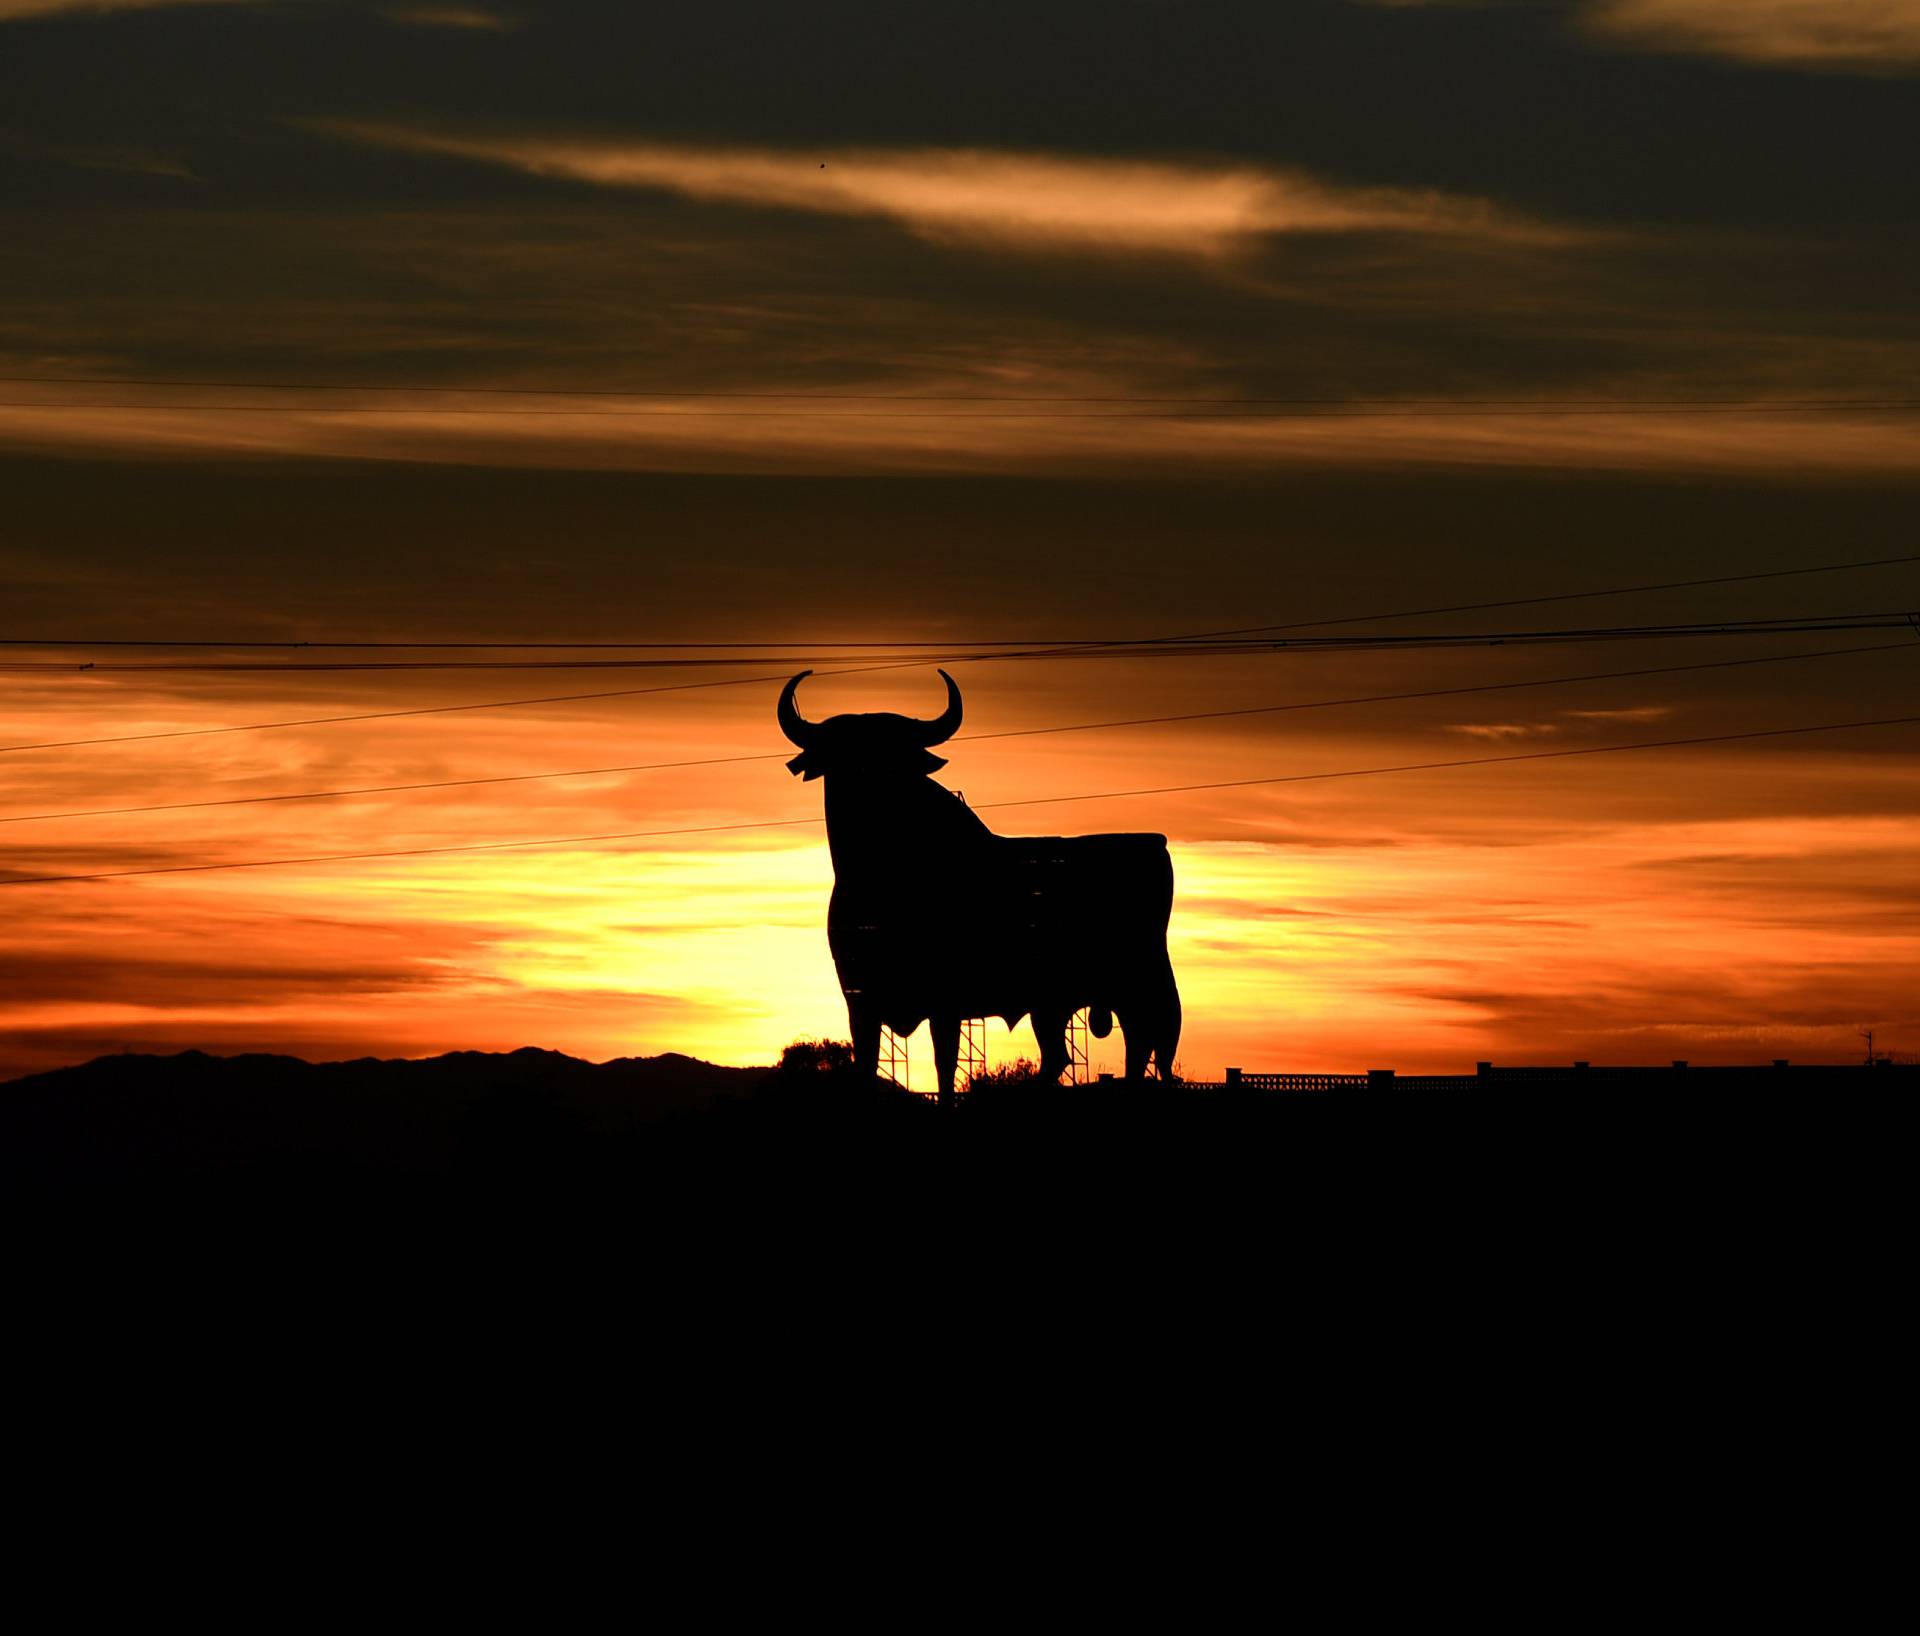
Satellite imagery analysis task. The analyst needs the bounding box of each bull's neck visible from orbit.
[821,773,987,873]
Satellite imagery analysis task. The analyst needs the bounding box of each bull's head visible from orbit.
[777,669,963,781]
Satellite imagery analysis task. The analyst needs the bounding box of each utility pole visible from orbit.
[1861,1028,1875,1067]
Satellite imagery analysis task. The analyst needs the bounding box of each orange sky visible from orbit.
[4,603,1916,1081]
[2,0,1917,1079]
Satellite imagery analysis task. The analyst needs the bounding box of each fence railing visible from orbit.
[1222,1070,1369,1093]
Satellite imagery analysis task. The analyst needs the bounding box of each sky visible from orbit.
[2,0,1916,1080]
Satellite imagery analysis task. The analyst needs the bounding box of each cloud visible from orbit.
[310,124,1570,258]
[1,0,520,25]
[1445,704,1677,740]
[1561,705,1673,723]
[1584,1,1920,70]
[1445,721,1564,740]
[0,1,250,19]
[377,3,517,28]
[1354,0,1920,72]
[8,394,1920,479]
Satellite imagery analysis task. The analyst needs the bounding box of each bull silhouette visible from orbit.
[779,669,1181,1101]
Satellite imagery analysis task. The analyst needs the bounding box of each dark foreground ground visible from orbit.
[5,1047,1904,1464]
[4,1046,1908,1228]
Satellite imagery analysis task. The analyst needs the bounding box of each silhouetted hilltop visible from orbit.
[0,1045,783,1194]
[3,1045,1908,1231]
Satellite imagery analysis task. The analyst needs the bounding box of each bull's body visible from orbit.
[783,671,1181,1100]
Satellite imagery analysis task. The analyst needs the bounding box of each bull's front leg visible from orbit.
[848,1000,882,1080]
[930,1013,961,1108]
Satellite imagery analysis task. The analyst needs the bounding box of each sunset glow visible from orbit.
[3,0,1916,1082]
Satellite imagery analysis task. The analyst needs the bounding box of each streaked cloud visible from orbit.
[1,0,520,24]
[1355,0,1920,71]
[1585,1,1920,69]
[6,394,1918,477]
[0,0,251,19]
[1446,721,1563,740]
[1445,702,1675,739]
[1562,705,1673,723]
[377,4,518,28]
[311,123,1571,257]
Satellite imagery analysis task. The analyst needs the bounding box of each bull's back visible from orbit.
[822,824,1175,1030]
[988,831,1174,936]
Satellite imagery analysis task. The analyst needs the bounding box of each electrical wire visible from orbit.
[4,374,1915,406]
[980,714,1920,813]
[6,398,1919,420]
[0,665,924,754]
[5,550,1914,752]
[5,710,1914,887]
[2,640,1907,827]
[0,613,1912,673]
[10,549,1918,652]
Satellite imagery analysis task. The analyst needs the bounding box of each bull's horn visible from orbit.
[912,670,963,746]
[777,671,819,747]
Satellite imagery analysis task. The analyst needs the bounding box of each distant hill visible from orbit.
[0,1045,784,1195]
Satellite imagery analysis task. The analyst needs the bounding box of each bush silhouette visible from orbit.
[777,1039,855,1075]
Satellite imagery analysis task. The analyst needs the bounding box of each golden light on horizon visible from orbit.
[6,648,1916,1081]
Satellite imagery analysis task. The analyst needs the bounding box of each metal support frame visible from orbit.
[1066,1008,1092,1085]
[959,1017,989,1092]
[879,1025,910,1092]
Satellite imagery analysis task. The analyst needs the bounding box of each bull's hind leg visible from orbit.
[1122,1015,1152,1081]
[1144,952,1175,1082]
[1118,964,1179,1080]
[1152,959,1183,1082]
[931,1013,960,1107]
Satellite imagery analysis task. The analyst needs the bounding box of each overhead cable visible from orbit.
[6,711,1914,887]
[2,640,1908,827]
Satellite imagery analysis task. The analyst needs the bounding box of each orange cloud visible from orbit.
[7,394,1918,478]
[0,1,249,19]
[1584,0,1920,69]
[377,4,517,28]
[1353,0,1920,71]
[311,124,1572,257]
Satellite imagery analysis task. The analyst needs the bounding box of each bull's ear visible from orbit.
[919,751,948,773]
[786,752,822,780]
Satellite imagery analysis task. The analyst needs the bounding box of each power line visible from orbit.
[1100,556,1920,649]
[6,398,1919,421]
[0,664,925,754]
[6,373,1914,406]
[1,636,1139,650]
[0,817,825,888]
[1,613,1912,673]
[10,548,1918,652]
[980,714,1920,813]
[5,711,1915,888]
[3,641,1907,827]
[5,554,1912,753]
